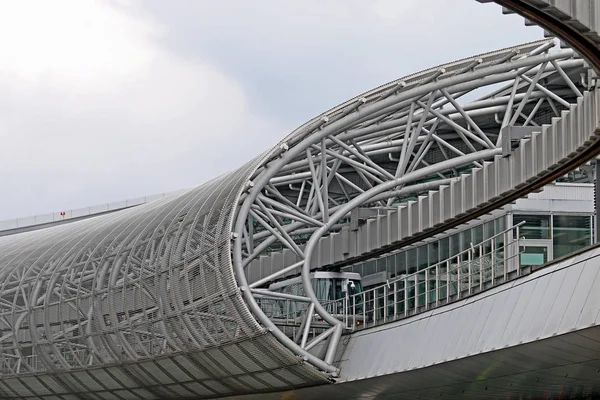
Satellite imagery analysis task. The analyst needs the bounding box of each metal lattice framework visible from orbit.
[0,173,330,398]
[232,39,592,374]
[0,35,597,398]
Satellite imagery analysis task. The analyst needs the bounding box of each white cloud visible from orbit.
[0,0,281,219]
[372,0,415,20]
[0,0,543,220]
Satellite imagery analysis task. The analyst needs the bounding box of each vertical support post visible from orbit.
[503,230,508,281]
[435,264,440,306]
[425,269,430,310]
[362,293,366,328]
[393,281,398,317]
[404,277,409,316]
[343,296,348,329]
[415,274,420,310]
[373,289,377,325]
[352,295,356,329]
[479,244,483,291]
[457,255,462,299]
[383,285,388,320]
[467,249,472,295]
[446,260,450,302]
[516,225,521,274]
[595,158,600,242]
[491,236,496,284]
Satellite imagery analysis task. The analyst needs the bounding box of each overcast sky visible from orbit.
[0,0,543,220]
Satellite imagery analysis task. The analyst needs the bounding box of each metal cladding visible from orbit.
[1,2,600,397]
[232,38,599,375]
[0,164,330,399]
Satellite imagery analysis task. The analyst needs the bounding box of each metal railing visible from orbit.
[0,190,184,232]
[338,222,525,330]
[256,222,525,340]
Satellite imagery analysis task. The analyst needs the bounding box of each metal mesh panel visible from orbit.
[0,158,330,398]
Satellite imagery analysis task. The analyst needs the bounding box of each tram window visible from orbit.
[348,279,362,294]
[335,279,344,300]
[315,278,363,301]
[314,279,333,301]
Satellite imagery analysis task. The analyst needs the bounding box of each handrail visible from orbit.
[361,220,526,295]
[343,221,526,330]
[0,190,184,232]
[255,221,527,339]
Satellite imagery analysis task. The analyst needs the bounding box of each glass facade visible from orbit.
[513,214,551,239]
[343,216,508,282]
[347,211,594,290]
[552,215,592,258]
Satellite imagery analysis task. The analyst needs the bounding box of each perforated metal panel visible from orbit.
[0,162,330,399]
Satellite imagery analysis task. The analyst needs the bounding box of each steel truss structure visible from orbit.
[1,19,600,400]
[233,39,593,374]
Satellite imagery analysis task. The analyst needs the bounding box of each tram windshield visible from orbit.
[268,271,362,302]
[313,275,363,301]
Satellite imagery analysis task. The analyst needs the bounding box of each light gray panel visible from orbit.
[140,361,176,385]
[511,275,551,345]
[454,298,486,358]
[441,303,472,362]
[414,311,443,368]
[524,267,567,342]
[498,280,537,346]
[393,318,422,372]
[474,289,511,351]
[539,262,584,338]
[364,330,395,376]
[462,295,496,357]
[558,260,600,334]
[575,255,600,328]
[421,311,454,367]
[405,316,435,369]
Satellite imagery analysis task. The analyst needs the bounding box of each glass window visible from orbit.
[513,214,550,240]
[473,224,484,245]
[483,221,494,254]
[396,252,406,276]
[386,254,396,277]
[428,242,439,266]
[484,221,494,238]
[439,237,449,261]
[417,246,428,271]
[461,229,472,252]
[552,215,592,258]
[364,260,376,276]
[520,246,548,266]
[407,248,417,274]
[450,234,460,257]
[495,217,506,249]
[353,263,363,276]
[314,279,333,301]
[376,257,387,273]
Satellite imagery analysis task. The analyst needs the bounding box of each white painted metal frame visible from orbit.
[232,39,591,374]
